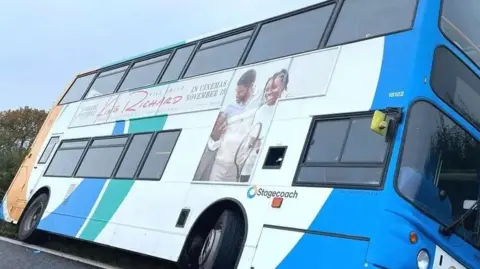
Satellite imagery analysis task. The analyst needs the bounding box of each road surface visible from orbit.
[0,239,101,269]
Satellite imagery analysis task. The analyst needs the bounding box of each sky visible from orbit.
[0,0,321,111]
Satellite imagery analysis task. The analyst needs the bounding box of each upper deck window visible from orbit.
[85,66,128,99]
[184,31,253,78]
[441,0,480,67]
[160,45,195,83]
[118,54,170,92]
[327,0,417,47]
[431,46,480,130]
[245,5,334,65]
[59,74,95,104]
[294,115,389,187]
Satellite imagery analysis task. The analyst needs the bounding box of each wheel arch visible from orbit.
[18,186,51,225]
[179,197,249,268]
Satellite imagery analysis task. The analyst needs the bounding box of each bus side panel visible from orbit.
[2,104,64,223]
[252,226,370,269]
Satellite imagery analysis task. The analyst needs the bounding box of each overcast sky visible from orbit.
[0,0,321,111]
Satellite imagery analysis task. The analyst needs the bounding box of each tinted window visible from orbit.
[185,31,252,77]
[115,133,153,178]
[85,66,128,98]
[138,131,180,180]
[245,6,333,64]
[118,54,170,92]
[44,140,89,177]
[398,101,479,244]
[295,115,389,186]
[327,0,417,46]
[431,47,480,129]
[304,120,349,163]
[75,137,128,178]
[160,46,194,83]
[341,118,388,162]
[59,140,89,149]
[441,0,480,67]
[38,136,60,164]
[60,74,95,104]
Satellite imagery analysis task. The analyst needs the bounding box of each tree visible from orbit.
[0,107,48,197]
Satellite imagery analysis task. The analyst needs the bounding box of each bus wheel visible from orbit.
[17,193,48,242]
[184,209,243,269]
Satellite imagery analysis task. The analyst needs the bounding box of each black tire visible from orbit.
[17,193,49,242]
[181,210,244,269]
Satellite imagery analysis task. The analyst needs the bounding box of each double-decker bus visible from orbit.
[2,0,479,268]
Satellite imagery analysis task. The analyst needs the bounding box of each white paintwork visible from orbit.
[251,227,306,269]
[14,36,388,269]
[432,246,467,269]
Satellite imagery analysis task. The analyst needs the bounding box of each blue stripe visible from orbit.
[37,121,126,236]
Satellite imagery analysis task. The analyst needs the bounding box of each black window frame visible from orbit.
[43,138,91,178]
[112,131,155,180]
[325,0,419,48]
[160,44,197,83]
[293,111,394,190]
[38,136,60,164]
[73,134,130,179]
[135,129,181,181]
[59,72,97,105]
[183,28,255,78]
[243,1,337,66]
[59,0,420,106]
[393,98,480,248]
[82,63,131,100]
[430,45,480,131]
[116,52,172,93]
[439,0,480,70]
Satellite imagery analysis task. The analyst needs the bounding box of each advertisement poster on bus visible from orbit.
[107,85,168,122]
[193,58,292,183]
[69,71,235,127]
[157,71,234,115]
[70,95,119,127]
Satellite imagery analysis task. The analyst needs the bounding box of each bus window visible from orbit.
[59,73,95,104]
[85,66,128,99]
[160,45,195,83]
[431,46,480,130]
[114,133,153,179]
[245,4,333,65]
[185,31,253,78]
[327,0,417,47]
[295,115,389,187]
[118,54,170,92]
[75,136,128,178]
[397,101,479,244]
[44,140,89,177]
[137,131,180,180]
[38,136,60,164]
[441,0,480,67]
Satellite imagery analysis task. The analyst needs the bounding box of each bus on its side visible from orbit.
[2,0,480,268]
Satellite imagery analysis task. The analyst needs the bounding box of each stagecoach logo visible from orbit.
[247,185,298,199]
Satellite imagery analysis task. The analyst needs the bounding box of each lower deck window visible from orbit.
[137,131,180,180]
[294,115,390,187]
[44,140,89,177]
[75,136,128,178]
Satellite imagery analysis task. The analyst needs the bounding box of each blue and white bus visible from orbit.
[2,0,480,268]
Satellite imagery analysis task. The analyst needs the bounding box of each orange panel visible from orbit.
[5,71,86,222]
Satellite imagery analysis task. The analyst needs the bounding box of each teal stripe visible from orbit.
[101,41,186,68]
[78,115,168,241]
